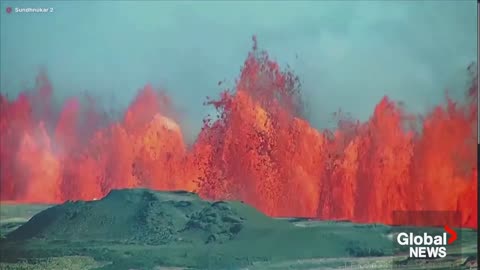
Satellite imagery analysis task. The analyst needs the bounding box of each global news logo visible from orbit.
[396,225,457,258]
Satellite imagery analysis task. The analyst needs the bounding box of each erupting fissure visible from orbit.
[0,39,477,228]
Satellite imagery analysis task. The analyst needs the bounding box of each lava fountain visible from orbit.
[0,39,477,228]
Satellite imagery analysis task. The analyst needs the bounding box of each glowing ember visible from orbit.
[0,40,477,228]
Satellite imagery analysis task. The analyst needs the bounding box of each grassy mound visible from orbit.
[6,189,278,246]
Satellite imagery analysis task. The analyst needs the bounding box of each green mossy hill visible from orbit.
[6,189,282,245]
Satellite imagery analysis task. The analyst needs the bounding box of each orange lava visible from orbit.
[0,40,477,228]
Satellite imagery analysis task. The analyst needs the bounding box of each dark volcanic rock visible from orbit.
[180,201,246,244]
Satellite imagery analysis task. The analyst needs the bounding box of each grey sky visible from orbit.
[0,1,477,141]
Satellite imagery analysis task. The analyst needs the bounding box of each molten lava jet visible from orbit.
[0,41,477,228]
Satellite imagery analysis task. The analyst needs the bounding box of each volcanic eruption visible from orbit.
[0,38,477,228]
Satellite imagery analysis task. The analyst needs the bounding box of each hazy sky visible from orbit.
[0,1,477,140]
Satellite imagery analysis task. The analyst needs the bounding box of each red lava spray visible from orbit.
[0,39,477,228]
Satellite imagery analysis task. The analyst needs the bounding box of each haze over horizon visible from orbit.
[1,1,477,141]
